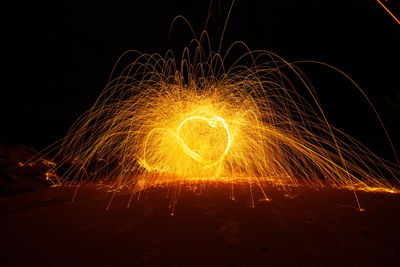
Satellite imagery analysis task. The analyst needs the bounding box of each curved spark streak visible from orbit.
[28,18,399,204]
[176,116,232,165]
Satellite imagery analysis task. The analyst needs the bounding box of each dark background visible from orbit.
[3,0,400,162]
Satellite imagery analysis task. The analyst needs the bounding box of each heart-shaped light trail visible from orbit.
[176,116,232,166]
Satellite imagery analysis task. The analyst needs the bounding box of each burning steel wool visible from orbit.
[27,13,399,211]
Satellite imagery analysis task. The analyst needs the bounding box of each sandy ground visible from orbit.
[1,183,399,266]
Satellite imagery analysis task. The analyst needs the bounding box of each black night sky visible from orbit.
[4,0,400,160]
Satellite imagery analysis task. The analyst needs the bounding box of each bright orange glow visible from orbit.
[176,116,232,164]
[26,20,399,211]
[139,102,237,178]
[45,42,398,194]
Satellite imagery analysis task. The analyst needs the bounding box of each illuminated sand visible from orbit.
[1,184,399,266]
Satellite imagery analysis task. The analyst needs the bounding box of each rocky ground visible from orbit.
[1,182,399,266]
[0,144,51,195]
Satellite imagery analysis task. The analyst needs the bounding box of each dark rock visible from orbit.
[0,144,53,196]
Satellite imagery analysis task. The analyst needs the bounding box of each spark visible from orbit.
[50,43,399,194]
[26,14,399,211]
[376,0,400,25]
